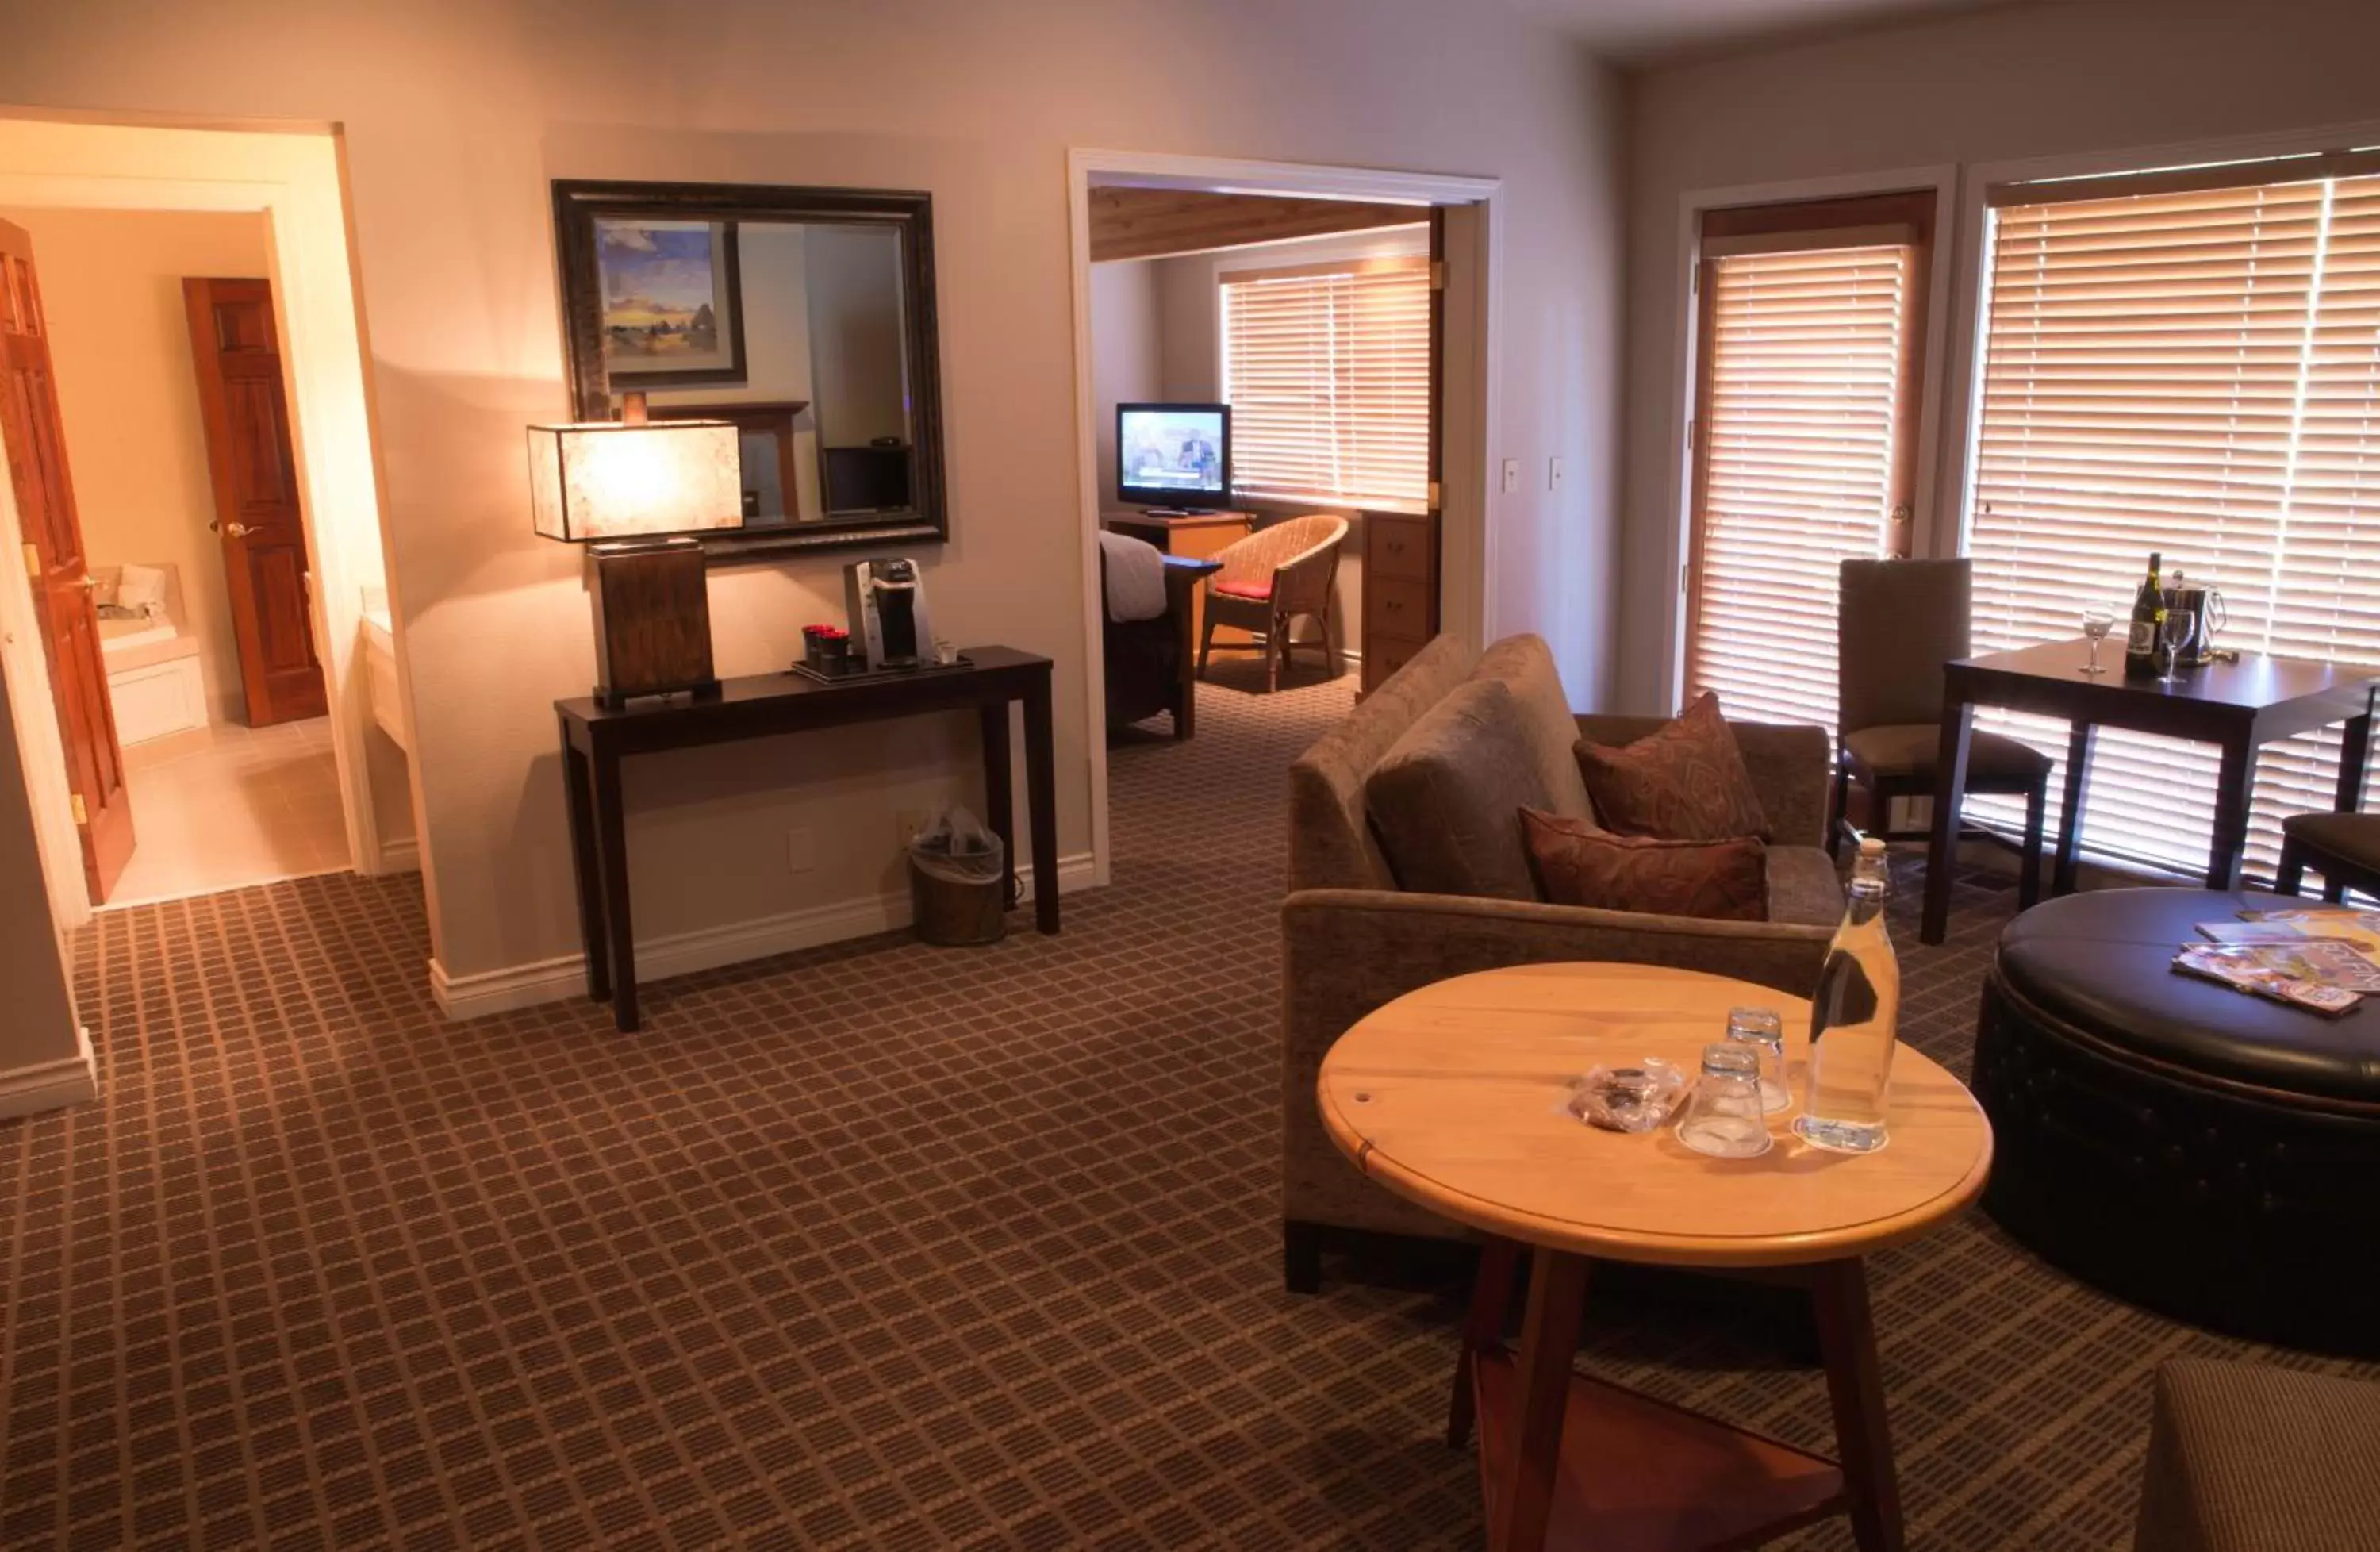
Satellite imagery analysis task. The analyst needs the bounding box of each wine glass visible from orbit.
[2081,609,2115,675]
[2159,607,2198,687]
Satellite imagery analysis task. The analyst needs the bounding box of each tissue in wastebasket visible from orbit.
[910,805,1004,883]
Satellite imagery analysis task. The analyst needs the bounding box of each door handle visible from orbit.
[74,574,97,590]
[211,520,256,538]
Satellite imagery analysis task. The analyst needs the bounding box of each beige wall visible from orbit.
[0,206,273,723]
[0,634,80,1087]
[0,0,1626,992]
[1087,259,1159,507]
[1617,0,2380,713]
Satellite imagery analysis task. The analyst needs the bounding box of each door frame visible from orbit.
[1063,148,1501,885]
[0,118,413,931]
[1658,166,1958,715]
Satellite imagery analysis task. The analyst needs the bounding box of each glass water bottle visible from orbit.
[1793,837,1902,1154]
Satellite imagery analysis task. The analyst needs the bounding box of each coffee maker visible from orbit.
[843,557,934,670]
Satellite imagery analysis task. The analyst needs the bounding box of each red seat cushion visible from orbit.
[1212,578,1272,601]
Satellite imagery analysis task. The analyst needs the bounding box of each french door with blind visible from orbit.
[1684,191,1935,729]
[1964,153,2380,882]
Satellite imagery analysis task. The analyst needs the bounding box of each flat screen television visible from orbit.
[1116,402,1230,510]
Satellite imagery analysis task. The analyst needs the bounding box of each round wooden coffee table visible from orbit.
[1318,962,1992,1552]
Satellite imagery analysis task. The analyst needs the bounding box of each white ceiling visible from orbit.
[1511,0,2020,63]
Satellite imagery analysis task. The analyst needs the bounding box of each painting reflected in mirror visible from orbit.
[553,182,946,555]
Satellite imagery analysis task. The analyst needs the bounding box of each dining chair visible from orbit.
[1834,557,2052,906]
[2275,811,2380,902]
[1197,513,1349,693]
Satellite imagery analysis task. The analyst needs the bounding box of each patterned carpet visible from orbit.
[5,662,2373,1550]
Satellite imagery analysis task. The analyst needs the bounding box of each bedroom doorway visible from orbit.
[0,119,417,922]
[1065,150,1500,884]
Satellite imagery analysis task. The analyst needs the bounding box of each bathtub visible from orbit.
[100,611,206,745]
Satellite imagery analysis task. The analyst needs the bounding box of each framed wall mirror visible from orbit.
[551,179,946,556]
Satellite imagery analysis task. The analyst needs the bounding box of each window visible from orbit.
[1965,155,2380,879]
[1219,257,1429,510]
[1685,224,1923,733]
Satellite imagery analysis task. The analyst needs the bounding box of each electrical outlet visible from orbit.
[896,809,930,847]
[785,828,817,873]
[1548,457,1565,493]
[1500,458,1521,494]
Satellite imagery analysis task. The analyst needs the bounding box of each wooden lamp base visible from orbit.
[586,538,718,709]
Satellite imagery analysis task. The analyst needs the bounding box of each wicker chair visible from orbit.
[1196,513,1349,692]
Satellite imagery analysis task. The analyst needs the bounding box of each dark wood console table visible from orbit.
[556,646,1058,1031]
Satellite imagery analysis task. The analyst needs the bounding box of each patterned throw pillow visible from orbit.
[1520,809,1768,922]
[1572,693,1771,843]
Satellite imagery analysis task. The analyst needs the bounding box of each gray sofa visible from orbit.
[1280,632,1843,1290]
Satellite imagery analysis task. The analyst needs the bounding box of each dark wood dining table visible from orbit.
[1921,640,2380,944]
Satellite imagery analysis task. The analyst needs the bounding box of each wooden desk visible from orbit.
[1921,640,2379,944]
[1104,510,1254,647]
[556,646,1058,1032]
[1319,962,1991,1552]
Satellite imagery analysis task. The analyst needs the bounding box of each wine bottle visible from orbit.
[2124,550,2164,678]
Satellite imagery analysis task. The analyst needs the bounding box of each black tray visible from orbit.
[791,652,973,686]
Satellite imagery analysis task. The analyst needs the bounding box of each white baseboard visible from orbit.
[0,1025,97,1121]
[430,851,1099,1022]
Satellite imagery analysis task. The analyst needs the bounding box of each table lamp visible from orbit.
[528,394,741,709]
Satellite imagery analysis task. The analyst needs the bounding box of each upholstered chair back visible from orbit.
[1837,557,1971,734]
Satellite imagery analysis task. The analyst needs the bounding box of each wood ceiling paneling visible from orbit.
[1087,187,1424,263]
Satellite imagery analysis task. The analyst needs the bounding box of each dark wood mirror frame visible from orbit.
[551,179,947,559]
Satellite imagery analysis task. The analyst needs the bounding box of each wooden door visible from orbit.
[0,218,136,902]
[1682,190,1936,731]
[184,278,327,726]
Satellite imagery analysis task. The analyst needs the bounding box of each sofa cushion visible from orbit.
[1521,809,1766,922]
[1472,634,1595,824]
[2134,1359,2380,1552]
[1764,846,1845,928]
[1289,634,1482,892]
[1575,693,1772,843]
[1364,677,1549,901]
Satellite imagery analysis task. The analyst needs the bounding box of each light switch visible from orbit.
[1549,457,1565,492]
[1500,459,1521,494]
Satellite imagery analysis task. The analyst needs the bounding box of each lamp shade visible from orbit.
[527,420,742,542]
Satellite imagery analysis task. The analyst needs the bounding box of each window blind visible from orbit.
[1687,243,1912,729]
[1967,171,2380,879]
[1219,258,1429,510]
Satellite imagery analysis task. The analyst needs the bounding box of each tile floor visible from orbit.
[106,715,349,906]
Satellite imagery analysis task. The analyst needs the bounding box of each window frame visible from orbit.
[1660,167,1957,714]
[1680,190,1939,733]
[1215,252,1433,515]
[1945,121,2380,558]
[1948,139,2380,882]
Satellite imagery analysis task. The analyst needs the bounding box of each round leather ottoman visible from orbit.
[1971,887,2380,1358]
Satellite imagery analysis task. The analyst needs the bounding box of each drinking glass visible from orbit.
[1676,1043,1772,1158]
[1725,1006,1791,1114]
[2081,609,2115,675]
[2159,607,2198,687]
